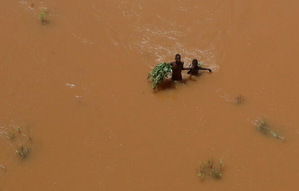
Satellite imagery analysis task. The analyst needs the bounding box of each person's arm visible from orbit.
[199,67,212,72]
[182,62,190,70]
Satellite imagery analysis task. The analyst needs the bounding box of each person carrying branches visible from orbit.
[148,54,212,89]
[170,54,190,80]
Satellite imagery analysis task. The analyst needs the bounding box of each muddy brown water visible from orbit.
[1,0,299,190]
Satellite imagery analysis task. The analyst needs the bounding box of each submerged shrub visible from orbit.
[197,157,224,180]
[16,145,30,158]
[254,119,285,140]
[255,119,269,135]
[234,95,245,104]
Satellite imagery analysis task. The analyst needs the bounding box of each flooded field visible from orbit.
[1,0,299,190]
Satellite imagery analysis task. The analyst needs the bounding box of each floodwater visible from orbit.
[1,0,299,190]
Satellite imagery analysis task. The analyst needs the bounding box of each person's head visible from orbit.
[175,54,181,62]
[192,59,198,66]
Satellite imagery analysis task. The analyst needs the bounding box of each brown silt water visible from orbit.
[1,0,299,190]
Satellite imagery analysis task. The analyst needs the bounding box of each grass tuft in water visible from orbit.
[270,131,285,140]
[254,119,285,140]
[255,119,269,135]
[39,7,49,24]
[235,95,245,104]
[147,62,172,89]
[16,145,30,158]
[197,157,224,180]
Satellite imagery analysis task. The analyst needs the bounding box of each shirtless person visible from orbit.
[187,59,212,75]
[170,54,189,80]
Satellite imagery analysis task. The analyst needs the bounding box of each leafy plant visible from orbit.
[147,62,172,89]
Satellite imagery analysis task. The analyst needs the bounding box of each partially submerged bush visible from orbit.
[254,119,285,140]
[235,95,245,104]
[147,62,172,89]
[197,157,224,180]
[255,119,269,135]
[16,145,30,158]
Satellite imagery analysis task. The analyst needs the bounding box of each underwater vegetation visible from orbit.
[234,95,245,104]
[0,124,32,159]
[254,119,285,140]
[197,157,224,180]
[16,145,30,158]
[39,7,49,24]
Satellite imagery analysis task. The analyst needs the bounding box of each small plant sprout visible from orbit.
[219,158,224,170]
[17,127,21,133]
[197,172,204,179]
[212,169,222,179]
[39,7,49,24]
[16,145,30,158]
[235,95,245,104]
[197,157,224,180]
[207,158,213,168]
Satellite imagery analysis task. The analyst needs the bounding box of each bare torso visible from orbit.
[170,61,185,80]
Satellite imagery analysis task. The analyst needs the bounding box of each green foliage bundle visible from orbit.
[147,62,172,89]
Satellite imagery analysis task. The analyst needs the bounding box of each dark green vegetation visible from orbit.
[197,157,224,180]
[147,62,172,89]
[255,119,285,140]
[16,145,30,158]
[235,95,244,104]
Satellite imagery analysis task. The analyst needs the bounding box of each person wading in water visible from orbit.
[170,54,189,80]
[187,59,212,75]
